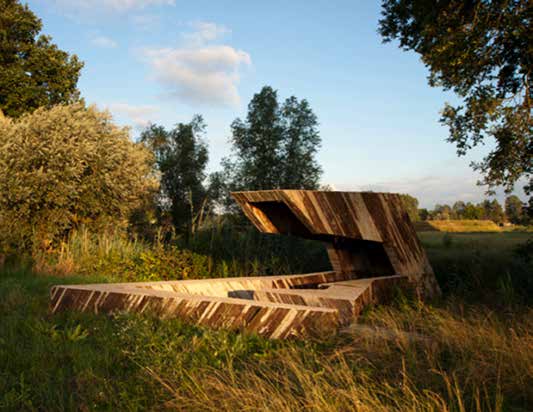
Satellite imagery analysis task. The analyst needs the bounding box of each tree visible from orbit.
[480,199,505,223]
[222,86,322,203]
[280,96,322,188]
[463,202,484,220]
[0,104,155,252]
[432,204,452,220]
[418,208,429,221]
[505,195,523,224]
[399,194,419,222]
[0,0,83,118]
[379,0,532,197]
[141,116,209,233]
[226,86,284,191]
[452,201,466,219]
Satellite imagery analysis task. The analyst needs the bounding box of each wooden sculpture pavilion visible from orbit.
[50,190,440,339]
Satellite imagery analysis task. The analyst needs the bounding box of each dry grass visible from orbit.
[144,303,533,411]
[415,220,502,232]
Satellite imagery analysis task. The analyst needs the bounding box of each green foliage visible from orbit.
[179,218,330,276]
[505,195,524,224]
[220,86,322,208]
[36,224,329,281]
[379,0,532,196]
[462,202,485,220]
[0,104,156,253]
[141,116,209,234]
[0,0,83,117]
[419,231,533,304]
[399,193,419,221]
[1,253,532,410]
[481,199,505,224]
[421,198,518,224]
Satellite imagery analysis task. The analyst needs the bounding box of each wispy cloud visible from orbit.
[182,21,231,46]
[142,22,251,107]
[90,35,118,48]
[334,174,527,208]
[50,0,175,13]
[107,103,159,129]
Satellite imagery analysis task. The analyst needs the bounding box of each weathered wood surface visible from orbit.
[50,273,408,339]
[50,281,339,339]
[50,190,438,339]
[232,190,440,298]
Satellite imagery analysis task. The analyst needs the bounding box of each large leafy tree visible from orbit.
[0,104,155,252]
[141,116,209,233]
[227,86,285,191]
[222,86,322,202]
[281,96,322,188]
[379,0,532,197]
[0,0,83,117]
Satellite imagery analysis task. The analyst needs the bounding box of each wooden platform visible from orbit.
[50,190,439,339]
[50,273,408,339]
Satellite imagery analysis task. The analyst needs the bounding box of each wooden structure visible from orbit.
[50,190,439,339]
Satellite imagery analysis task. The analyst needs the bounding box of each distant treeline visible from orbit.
[400,194,531,225]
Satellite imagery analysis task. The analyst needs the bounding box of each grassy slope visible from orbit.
[414,220,502,232]
[1,233,532,411]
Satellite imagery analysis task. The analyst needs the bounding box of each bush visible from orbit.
[0,104,157,254]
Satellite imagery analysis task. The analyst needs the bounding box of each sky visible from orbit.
[26,0,526,208]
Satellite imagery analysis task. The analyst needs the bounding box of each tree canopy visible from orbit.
[141,116,209,233]
[0,0,83,117]
[221,86,322,205]
[400,194,420,221]
[0,104,155,252]
[505,195,524,224]
[379,0,532,197]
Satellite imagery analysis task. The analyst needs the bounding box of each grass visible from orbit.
[1,231,532,411]
[414,220,503,232]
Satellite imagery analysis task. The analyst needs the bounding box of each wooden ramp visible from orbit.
[51,273,408,339]
[50,190,439,339]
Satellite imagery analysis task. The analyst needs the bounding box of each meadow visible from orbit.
[1,229,532,411]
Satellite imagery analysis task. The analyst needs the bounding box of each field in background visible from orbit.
[1,228,532,410]
[414,219,503,232]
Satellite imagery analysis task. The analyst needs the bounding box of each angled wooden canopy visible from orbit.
[231,190,440,298]
[50,190,440,339]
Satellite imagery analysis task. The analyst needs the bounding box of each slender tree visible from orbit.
[280,96,322,189]
[227,86,284,191]
[221,86,322,205]
[141,116,209,233]
[505,195,523,224]
[452,201,466,219]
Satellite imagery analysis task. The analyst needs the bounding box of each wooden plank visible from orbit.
[231,190,440,299]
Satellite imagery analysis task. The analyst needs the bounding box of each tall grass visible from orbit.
[33,225,532,306]
[1,230,532,410]
[419,232,533,305]
[134,303,533,411]
[33,222,330,280]
[2,267,531,410]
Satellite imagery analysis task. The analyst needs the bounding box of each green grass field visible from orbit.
[1,232,532,411]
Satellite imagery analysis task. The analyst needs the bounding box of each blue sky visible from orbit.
[27,0,526,208]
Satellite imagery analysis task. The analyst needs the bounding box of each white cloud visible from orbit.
[51,0,175,13]
[91,35,118,48]
[335,174,528,209]
[142,22,251,106]
[182,21,231,46]
[107,103,160,128]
